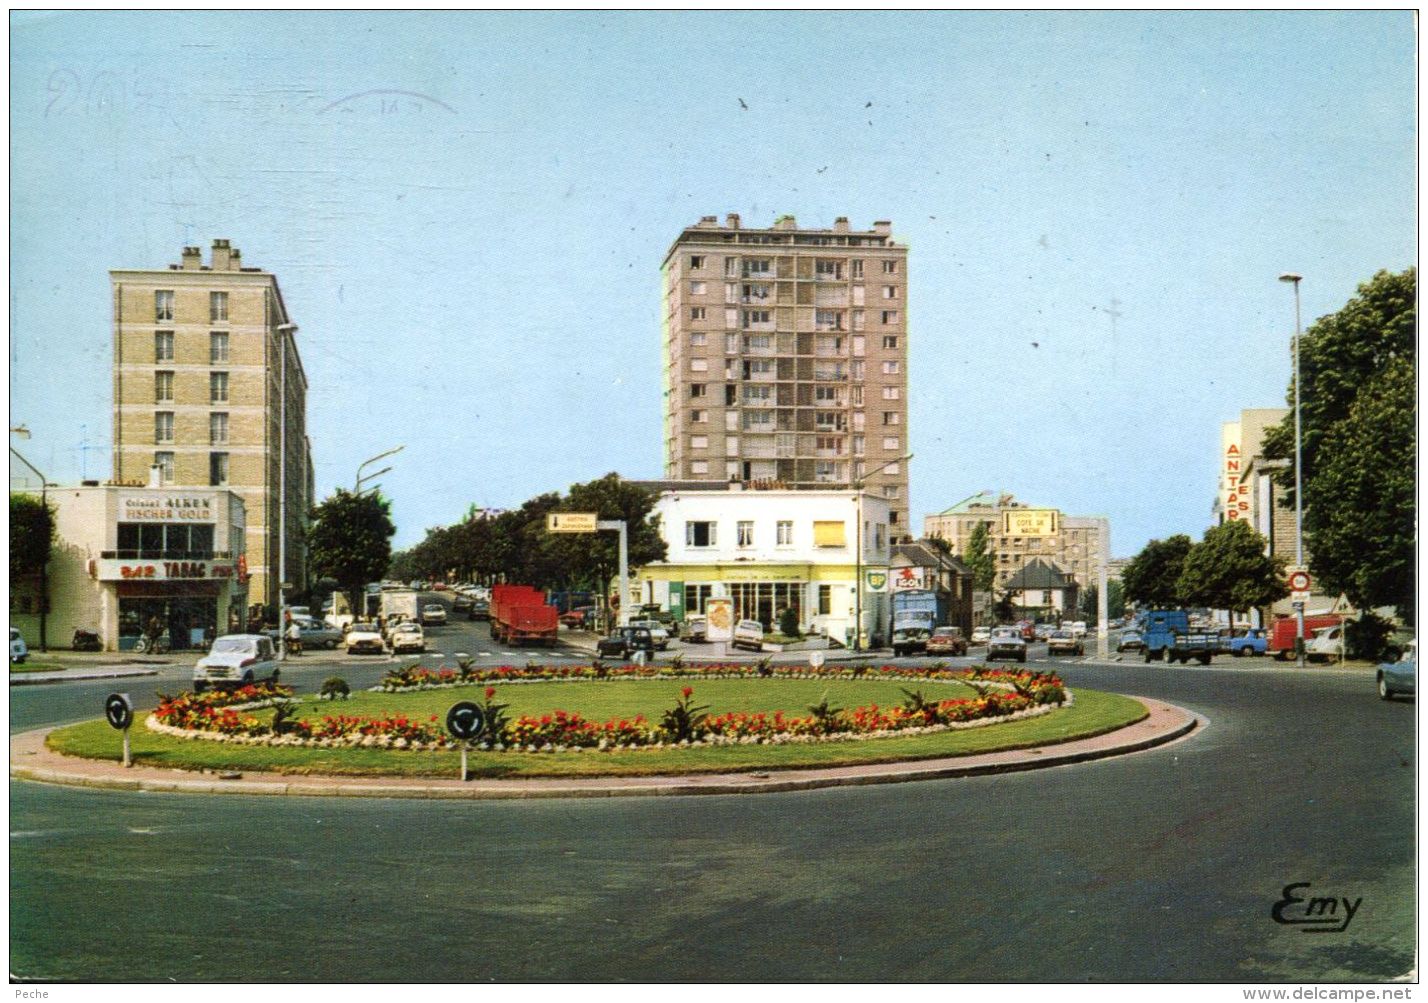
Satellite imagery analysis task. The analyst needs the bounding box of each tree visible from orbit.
[1077,581,1123,622]
[1177,520,1287,615]
[550,474,667,612]
[10,493,53,581]
[1120,535,1193,609]
[962,522,997,594]
[1261,267,1415,620]
[307,489,396,623]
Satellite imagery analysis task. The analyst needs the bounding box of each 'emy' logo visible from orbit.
[1271,882,1362,933]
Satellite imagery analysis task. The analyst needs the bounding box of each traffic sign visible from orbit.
[1287,567,1312,600]
[546,512,598,533]
[445,701,486,741]
[104,693,133,731]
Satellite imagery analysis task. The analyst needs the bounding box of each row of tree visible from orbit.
[1121,521,1286,615]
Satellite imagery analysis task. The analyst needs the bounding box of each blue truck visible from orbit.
[891,590,945,657]
[1135,609,1224,664]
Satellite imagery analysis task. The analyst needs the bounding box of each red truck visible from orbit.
[1269,613,1344,660]
[489,585,559,647]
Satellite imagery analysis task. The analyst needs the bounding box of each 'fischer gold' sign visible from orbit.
[1001,508,1060,538]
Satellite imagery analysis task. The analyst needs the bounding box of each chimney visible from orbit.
[774,214,797,230]
[873,220,892,236]
[695,215,718,228]
[726,213,741,229]
[148,464,163,488]
[833,217,850,233]
[211,238,232,271]
[181,246,202,270]
[229,246,241,269]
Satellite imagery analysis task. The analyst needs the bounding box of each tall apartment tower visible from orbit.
[110,239,312,616]
[662,214,910,532]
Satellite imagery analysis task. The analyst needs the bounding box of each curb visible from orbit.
[10,696,1200,800]
[10,668,162,686]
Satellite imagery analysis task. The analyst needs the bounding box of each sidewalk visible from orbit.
[559,629,893,663]
[9,696,1201,800]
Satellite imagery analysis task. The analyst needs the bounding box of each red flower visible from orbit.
[484,686,496,700]
[682,686,693,699]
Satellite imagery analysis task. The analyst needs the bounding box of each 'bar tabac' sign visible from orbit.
[1001,508,1060,537]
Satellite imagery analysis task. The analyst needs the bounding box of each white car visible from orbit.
[628,619,671,650]
[1306,625,1346,663]
[389,622,426,654]
[193,634,279,692]
[733,619,764,652]
[10,627,28,664]
[971,626,991,644]
[346,621,386,655]
[1068,621,1088,638]
[421,604,447,626]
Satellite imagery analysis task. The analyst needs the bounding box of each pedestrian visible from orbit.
[286,618,303,657]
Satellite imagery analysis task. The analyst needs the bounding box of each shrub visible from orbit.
[1346,612,1395,661]
[778,607,801,639]
[755,656,774,677]
[658,686,709,743]
[320,676,351,700]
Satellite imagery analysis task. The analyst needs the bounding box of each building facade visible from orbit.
[110,239,311,615]
[661,215,911,535]
[922,491,1109,591]
[1213,408,1288,526]
[635,487,893,646]
[9,482,246,652]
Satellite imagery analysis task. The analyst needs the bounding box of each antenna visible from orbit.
[70,425,106,481]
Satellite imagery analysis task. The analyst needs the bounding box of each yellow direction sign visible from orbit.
[546,512,598,533]
[1001,508,1060,537]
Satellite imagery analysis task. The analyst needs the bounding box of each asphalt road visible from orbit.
[9,597,1414,983]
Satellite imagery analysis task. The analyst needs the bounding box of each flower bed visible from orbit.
[145,666,1068,753]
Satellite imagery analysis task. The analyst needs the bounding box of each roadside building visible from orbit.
[889,541,974,636]
[661,214,911,536]
[1003,557,1079,620]
[922,491,1108,591]
[110,239,311,617]
[634,486,892,647]
[8,479,246,652]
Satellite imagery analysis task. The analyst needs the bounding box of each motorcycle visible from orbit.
[133,631,171,655]
[71,628,102,652]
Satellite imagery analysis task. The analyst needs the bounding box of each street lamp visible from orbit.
[1279,273,1306,668]
[852,453,912,653]
[10,435,49,652]
[276,323,297,661]
[355,445,404,492]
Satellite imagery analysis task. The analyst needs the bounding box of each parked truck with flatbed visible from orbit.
[489,585,559,646]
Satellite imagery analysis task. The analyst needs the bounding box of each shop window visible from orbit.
[818,584,832,615]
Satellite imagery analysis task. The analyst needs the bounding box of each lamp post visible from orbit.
[1279,273,1306,668]
[275,324,297,660]
[852,453,912,653]
[355,445,404,492]
[10,433,49,652]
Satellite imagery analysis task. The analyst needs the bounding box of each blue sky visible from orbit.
[9,11,1416,554]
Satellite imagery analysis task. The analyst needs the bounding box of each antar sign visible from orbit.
[1223,442,1250,520]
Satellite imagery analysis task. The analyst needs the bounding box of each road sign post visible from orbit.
[545,513,630,628]
[105,693,134,767]
[445,701,487,781]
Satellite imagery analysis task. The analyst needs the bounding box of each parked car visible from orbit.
[193,634,279,692]
[299,620,344,650]
[628,618,671,650]
[891,626,931,658]
[733,619,765,652]
[925,626,968,656]
[1306,625,1346,663]
[390,622,426,654]
[681,614,708,643]
[345,621,386,655]
[1116,629,1145,653]
[560,606,594,628]
[1377,642,1415,701]
[596,626,655,662]
[1017,621,1036,641]
[468,599,490,621]
[9,627,28,664]
[432,583,448,592]
[1047,629,1085,656]
[987,627,1027,663]
[452,594,474,612]
[970,626,991,645]
[1068,621,1088,638]
[1226,628,1268,657]
[1034,623,1055,640]
[421,603,447,626]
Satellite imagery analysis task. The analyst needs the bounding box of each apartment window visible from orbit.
[744,333,772,351]
[744,259,771,275]
[690,409,707,423]
[818,584,832,615]
[689,255,705,269]
[883,486,901,499]
[742,385,772,403]
[815,259,842,280]
[154,451,175,484]
[742,310,771,327]
[875,524,887,550]
[883,436,901,450]
[690,307,706,320]
[725,436,739,455]
[210,412,229,445]
[741,283,771,302]
[882,360,900,375]
[209,291,228,322]
[725,257,739,277]
[743,410,773,429]
[210,331,229,363]
[210,371,229,403]
[882,386,900,400]
[154,331,174,362]
[881,310,899,325]
[725,384,737,405]
[209,452,229,487]
[882,335,899,350]
[154,371,174,403]
[690,359,709,372]
[815,309,844,330]
[851,386,864,406]
[690,281,707,295]
[154,411,174,443]
[776,520,793,546]
[686,521,717,547]
[853,434,866,455]
[882,260,898,275]
[725,333,739,354]
[725,283,739,304]
[155,290,174,322]
[725,307,739,328]
[883,411,901,425]
[746,359,774,376]
[690,383,707,399]
[690,461,709,475]
[852,411,866,431]
[852,309,865,332]
[852,335,866,357]
[883,463,901,475]
[851,260,864,278]
[689,332,707,348]
[691,435,708,449]
[737,521,754,548]
[814,385,838,402]
[882,285,899,299]
[851,360,866,380]
[813,521,845,547]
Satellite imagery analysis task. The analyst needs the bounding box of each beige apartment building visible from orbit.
[923,491,1109,591]
[110,239,312,616]
[661,214,911,535]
